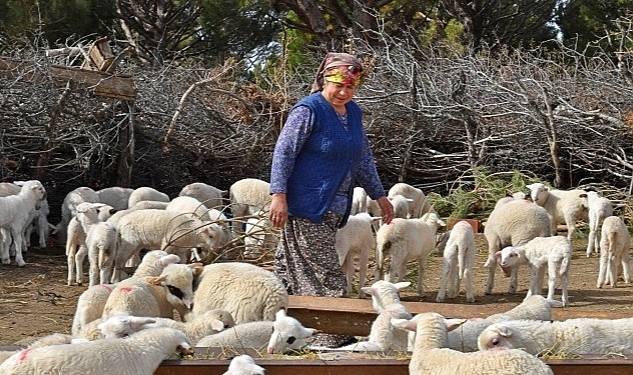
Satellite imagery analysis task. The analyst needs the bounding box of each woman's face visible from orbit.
[321,81,357,110]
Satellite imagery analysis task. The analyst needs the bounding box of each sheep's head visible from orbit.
[98,314,156,338]
[267,309,318,354]
[526,183,548,204]
[361,280,410,313]
[15,180,47,208]
[224,355,266,375]
[477,323,516,351]
[148,263,198,311]
[495,247,520,276]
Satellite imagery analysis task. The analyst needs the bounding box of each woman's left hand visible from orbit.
[376,196,394,224]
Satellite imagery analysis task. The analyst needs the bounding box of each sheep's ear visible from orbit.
[210,319,225,332]
[391,318,416,332]
[303,327,319,337]
[494,324,514,338]
[146,276,166,286]
[160,254,181,266]
[275,309,287,320]
[525,184,534,189]
[189,262,204,276]
[360,286,373,295]
[494,251,502,258]
[445,318,467,332]
[394,281,411,291]
[128,316,156,330]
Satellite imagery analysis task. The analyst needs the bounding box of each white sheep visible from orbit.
[229,178,272,219]
[388,193,411,219]
[223,354,266,375]
[374,212,446,297]
[360,280,412,313]
[179,182,226,209]
[478,317,633,356]
[597,215,631,288]
[0,327,194,375]
[102,262,204,320]
[71,250,181,336]
[0,183,52,250]
[350,186,368,215]
[55,186,100,243]
[496,236,571,307]
[436,220,477,303]
[129,200,170,210]
[196,309,317,354]
[127,186,170,208]
[0,180,47,267]
[243,214,279,259]
[188,261,288,324]
[391,312,554,375]
[387,182,433,218]
[335,212,381,298]
[166,195,213,221]
[583,191,614,257]
[526,182,588,240]
[483,198,551,296]
[112,209,223,281]
[96,186,135,211]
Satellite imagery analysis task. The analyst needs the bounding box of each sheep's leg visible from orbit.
[586,229,597,257]
[0,229,10,264]
[485,254,496,295]
[358,251,368,298]
[464,266,475,303]
[88,246,100,287]
[621,253,631,284]
[597,253,608,288]
[66,241,76,285]
[417,258,425,298]
[75,245,88,286]
[436,259,450,302]
[341,257,354,296]
[559,265,569,307]
[534,265,546,295]
[608,255,617,288]
[508,265,519,294]
[10,227,25,267]
[546,261,558,301]
[452,262,460,299]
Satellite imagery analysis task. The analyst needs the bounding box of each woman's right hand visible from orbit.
[269,193,289,228]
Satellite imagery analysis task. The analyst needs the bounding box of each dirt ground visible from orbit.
[1,233,632,346]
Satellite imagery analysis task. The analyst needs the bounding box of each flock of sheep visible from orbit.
[0,176,630,374]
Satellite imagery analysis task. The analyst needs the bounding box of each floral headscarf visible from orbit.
[311,52,364,93]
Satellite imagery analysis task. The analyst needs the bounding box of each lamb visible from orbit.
[113,209,223,281]
[179,182,226,209]
[335,212,381,298]
[229,178,272,219]
[0,180,47,267]
[129,200,170,210]
[196,309,317,354]
[102,262,204,320]
[388,194,411,219]
[387,182,433,218]
[436,220,477,303]
[127,186,170,208]
[391,312,554,375]
[350,186,368,215]
[166,195,213,221]
[478,317,633,356]
[597,215,631,288]
[96,186,135,210]
[496,236,572,307]
[223,354,266,375]
[0,183,52,249]
[360,280,412,313]
[583,191,614,257]
[0,327,194,375]
[55,186,100,243]
[483,198,551,296]
[243,214,279,259]
[71,250,181,336]
[374,212,446,297]
[526,182,588,240]
[188,261,288,324]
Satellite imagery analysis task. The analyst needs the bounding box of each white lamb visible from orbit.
[166,195,213,221]
[360,280,411,313]
[229,178,272,219]
[223,354,265,375]
[436,220,477,303]
[0,180,47,267]
[55,186,100,243]
[374,212,446,297]
[96,186,135,210]
[0,182,52,250]
[179,182,226,209]
[583,191,614,257]
[335,212,381,298]
[188,261,288,324]
[391,312,554,375]
[526,182,588,240]
[243,214,279,259]
[129,200,170,210]
[127,186,170,208]
[387,182,433,218]
[483,198,551,296]
[388,193,411,219]
[496,236,571,307]
[350,186,368,215]
[196,309,317,354]
[478,317,633,356]
[597,215,631,288]
[0,327,194,375]
[71,250,181,336]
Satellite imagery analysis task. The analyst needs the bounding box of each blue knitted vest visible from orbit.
[286,92,364,223]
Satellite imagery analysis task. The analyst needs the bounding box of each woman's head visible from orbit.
[311,52,364,93]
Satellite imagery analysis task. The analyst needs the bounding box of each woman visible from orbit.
[268,52,394,347]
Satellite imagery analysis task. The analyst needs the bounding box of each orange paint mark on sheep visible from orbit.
[18,348,31,361]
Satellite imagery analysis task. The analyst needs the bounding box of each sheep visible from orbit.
[436,220,477,303]
[71,250,181,336]
[478,317,633,356]
[0,327,194,375]
[102,262,204,320]
[223,354,266,375]
[526,182,588,240]
[127,186,170,208]
[196,309,317,354]
[96,186,135,210]
[55,186,100,243]
[0,333,82,366]
[179,182,226,209]
[129,200,170,210]
[391,312,554,375]
[361,280,412,313]
[0,180,47,267]
[388,193,411,219]
[583,191,614,257]
[166,195,213,221]
[350,186,368,215]
[243,214,279,259]
[188,261,288,324]
[597,215,631,288]
[0,183,52,250]
[387,182,433,218]
[229,178,272,219]
[496,236,572,307]
[335,212,381,298]
[112,209,224,281]
[483,198,551,296]
[374,212,446,297]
